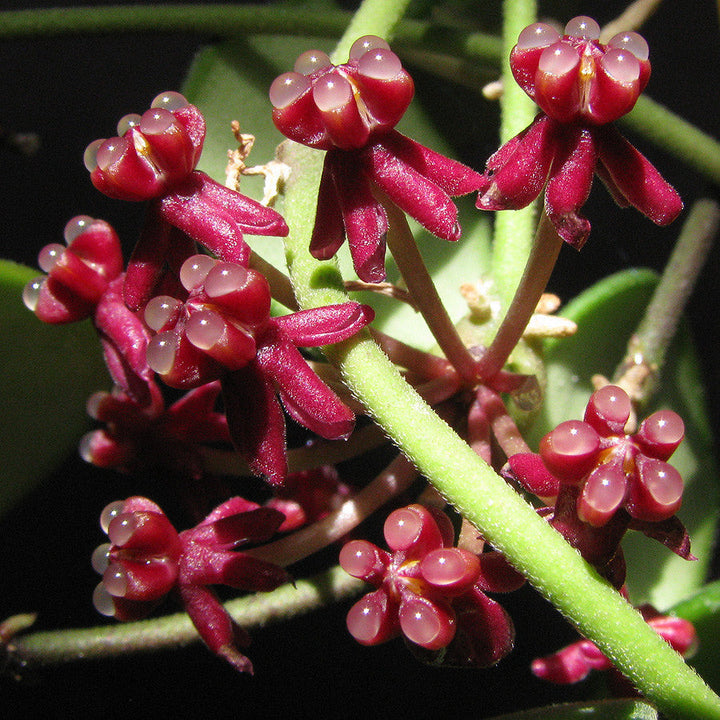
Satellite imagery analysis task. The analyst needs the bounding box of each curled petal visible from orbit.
[222,364,288,485]
[179,584,254,673]
[364,142,463,241]
[377,131,484,196]
[272,302,374,346]
[476,114,558,211]
[503,452,560,500]
[544,127,597,248]
[532,638,610,683]
[329,150,388,282]
[309,156,347,261]
[594,124,683,226]
[256,327,355,441]
[190,506,285,549]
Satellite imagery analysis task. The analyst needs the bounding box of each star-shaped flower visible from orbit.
[476,16,683,248]
[270,36,483,282]
[340,504,523,667]
[92,495,288,673]
[143,254,374,484]
[84,91,288,309]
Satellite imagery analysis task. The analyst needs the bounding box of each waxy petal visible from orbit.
[256,326,355,441]
[272,302,374,346]
[595,124,683,226]
[544,127,597,248]
[476,114,558,211]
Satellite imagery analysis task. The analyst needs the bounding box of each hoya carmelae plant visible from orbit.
[1,1,720,719]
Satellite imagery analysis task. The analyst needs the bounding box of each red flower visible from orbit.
[505,385,693,586]
[476,16,682,248]
[143,254,374,484]
[339,504,523,667]
[532,604,697,688]
[270,37,483,282]
[84,91,288,309]
[92,495,288,673]
[24,216,159,407]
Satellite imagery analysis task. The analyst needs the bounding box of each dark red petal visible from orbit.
[192,172,289,237]
[446,587,515,667]
[159,175,251,265]
[222,365,288,485]
[272,302,373,346]
[190,507,285,548]
[377,130,484,196]
[310,153,347,261]
[476,114,558,211]
[628,515,696,560]
[364,142,462,241]
[200,496,263,525]
[594,125,683,227]
[179,584,254,673]
[255,327,355,440]
[331,151,388,282]
[503,452,560,499]
[544,127,597,248]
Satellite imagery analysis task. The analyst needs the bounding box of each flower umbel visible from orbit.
[340,504,522,667]
[476,16,683,248]
[144,254,375,484]
[271,36,483,282]
[92,495,288,673]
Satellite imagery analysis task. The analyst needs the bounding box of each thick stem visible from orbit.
[8,566,362,666]
[380,191,480,384]
[476,211,563,379]
[613,199,719,402]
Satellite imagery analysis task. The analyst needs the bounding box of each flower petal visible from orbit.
[544,127,597,248]
[476,114,558,211]
[272,302,374,346]
[594,124,683,226]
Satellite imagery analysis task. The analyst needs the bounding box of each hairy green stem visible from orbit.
[490,0,539,307]
[614,198,719,401]
[9,566,363,666]
[272,11,720,715]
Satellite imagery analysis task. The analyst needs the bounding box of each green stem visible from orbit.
[0,4,501,66]
[621,96,720,187]
[490,0,539,308]
[0,4,352,39]
[9,566,363,666]
[614,199,719,401]
[330,0,413,64]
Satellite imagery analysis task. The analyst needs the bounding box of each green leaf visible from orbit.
[672,580,720,693]
[183,35,492,348]
[527,268,719,608]
[0,261,108,515]
[488,698,658,720]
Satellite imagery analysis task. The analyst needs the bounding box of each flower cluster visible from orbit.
[92,495,288,673]
[505,385,692,586]
[143,253,374,484]
[84,91,289,310]
[340,504,523,667]
[270,36,483,282]
[476,16,683,247]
